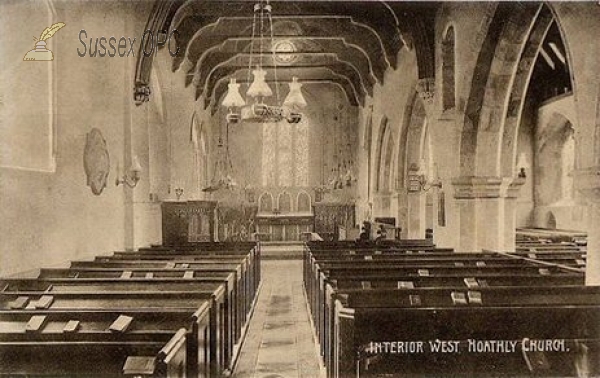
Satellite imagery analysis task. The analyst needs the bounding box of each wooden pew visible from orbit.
[0,242,260,376]
[303,243,591,377]
[121,242,261,293]
[70,259,252,305]
[0,303,211,377]
[0,330,188,377]
[34,267,244,358]
[94,253,259,312]
[65,260,252,333]
[0,290,226,377]
[329,286,600,377]
[0,277,237,373]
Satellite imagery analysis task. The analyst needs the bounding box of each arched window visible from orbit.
[375,118,388,192]
[442,26,456,111]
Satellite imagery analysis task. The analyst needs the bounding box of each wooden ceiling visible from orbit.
[135,1,440,111]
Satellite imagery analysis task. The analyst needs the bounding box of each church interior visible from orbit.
[1,0,600,377]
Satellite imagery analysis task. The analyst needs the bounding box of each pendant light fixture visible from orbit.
[222,0,306,124]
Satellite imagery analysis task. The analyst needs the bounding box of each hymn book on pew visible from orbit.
[184,270,194,279]
[451,292,468,305]
[63,320,80,333]
[467,291,483,304]
[123,356,157,375]
[121,271,133,279]
[464,277,479,288]
[109,315,134,333]
[25,315,47,332]
[33,295,54,309]
[9,296,29,309]
[418,269,430,277]
[398,281,414,289]
[409,294,421,306]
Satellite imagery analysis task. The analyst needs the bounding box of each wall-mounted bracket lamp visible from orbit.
[116,155,142,188]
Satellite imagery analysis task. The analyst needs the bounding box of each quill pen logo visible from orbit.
[23,22,66,61]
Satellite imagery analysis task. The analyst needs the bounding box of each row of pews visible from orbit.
[515,228,587,270]
[304,239,599,377]
[0,241,261,377]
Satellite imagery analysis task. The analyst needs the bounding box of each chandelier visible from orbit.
[221,1,307,124]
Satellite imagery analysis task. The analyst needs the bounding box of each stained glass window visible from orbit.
[262,118,309,188]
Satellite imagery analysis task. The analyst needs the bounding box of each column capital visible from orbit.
[451,176,504,199]
[573,166,600,202]
[505,177,526,199]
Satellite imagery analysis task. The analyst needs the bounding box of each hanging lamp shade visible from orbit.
[222,78,246,108]
[283,77,307,110]
[246,67,272,99]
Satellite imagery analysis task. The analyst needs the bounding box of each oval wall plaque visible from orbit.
[83,128,110,195]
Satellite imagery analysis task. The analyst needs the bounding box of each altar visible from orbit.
[255,212,314,241]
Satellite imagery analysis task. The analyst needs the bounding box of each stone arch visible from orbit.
[404,96,429,178]
[374,116,389,192]
[441,25,456,111]
[500,6,559,178]
[458,2,541,176]
[396,90,420,189]
[258,192,274,213]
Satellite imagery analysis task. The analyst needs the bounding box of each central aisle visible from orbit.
[233,259,324,378]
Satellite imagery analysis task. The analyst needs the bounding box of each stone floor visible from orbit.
[232,259,324,378]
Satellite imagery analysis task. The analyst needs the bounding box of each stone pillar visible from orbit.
[452,176,505,252]
[574,167,600,285]
[407,191,426,239]
[503,177,526,252]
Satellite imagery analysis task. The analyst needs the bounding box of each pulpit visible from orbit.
[161,201,217,245]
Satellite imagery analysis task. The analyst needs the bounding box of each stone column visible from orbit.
[503,177,526,252]
[452,176,505,252]
[407,191,427,239]
[574,167,600,285]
